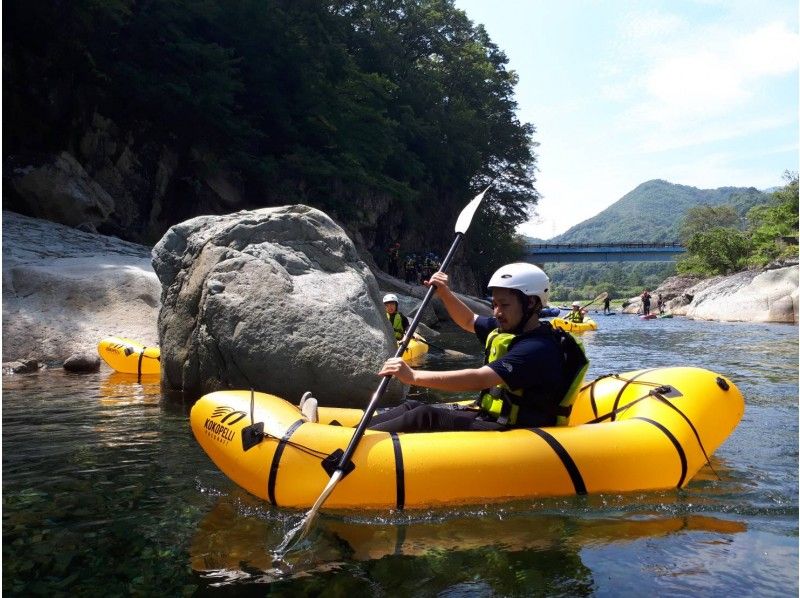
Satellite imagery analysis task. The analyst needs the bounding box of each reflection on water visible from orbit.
[190,495,748,582]
[2,315,797,595]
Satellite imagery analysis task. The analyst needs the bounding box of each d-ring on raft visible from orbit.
[190,366,744,509]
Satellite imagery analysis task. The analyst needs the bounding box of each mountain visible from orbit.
[529,179,773,301]
[550,179,769,243]
[522,235,548,244]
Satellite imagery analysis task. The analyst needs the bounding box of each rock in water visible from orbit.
[152,205,405,405]
[64,353,101,373]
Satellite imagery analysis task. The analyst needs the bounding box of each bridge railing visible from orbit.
[525,242,684,249]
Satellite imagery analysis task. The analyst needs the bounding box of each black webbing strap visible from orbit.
[390,433,405,510]
[527,427,587,495]
[267,418,306,506]
[651,391,719,480]
[610,369,658,421]
[634,416,688,488]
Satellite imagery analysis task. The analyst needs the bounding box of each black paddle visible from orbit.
[581,292,608,310]
[277,185,491,552]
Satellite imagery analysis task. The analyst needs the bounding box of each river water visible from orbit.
[3,313,797,595]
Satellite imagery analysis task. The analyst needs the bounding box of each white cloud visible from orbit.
[637,114,796,154]
[735,22,800,77]
[645,51,748,111]
[620,11,684,40]
[509,3,799,238]
[625,20,798,125]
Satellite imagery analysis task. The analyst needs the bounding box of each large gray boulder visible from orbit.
[2,211,160,363]
[372,267,492,327]
[625,266,798,322]
[681,265,798,322]
[152,205,405,405]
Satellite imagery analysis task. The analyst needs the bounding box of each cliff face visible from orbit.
[4,112,462,287]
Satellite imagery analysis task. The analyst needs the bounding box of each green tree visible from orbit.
[746,172,799,265]
[679,204,741,243]
[4,0,539,274]
[678,227,750,275]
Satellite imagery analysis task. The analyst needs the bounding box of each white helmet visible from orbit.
[382,293,399,304]
[572,301,581,307]
[487,263,550,306]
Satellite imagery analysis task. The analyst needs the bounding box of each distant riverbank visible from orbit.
[621,267,798,323]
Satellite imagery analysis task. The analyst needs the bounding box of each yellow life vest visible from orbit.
[387,312,404,340]
[478,324,589,426]
[565,310,584,323]
[478,330,523,425]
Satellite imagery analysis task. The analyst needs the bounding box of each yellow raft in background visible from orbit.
[190,366,744,510]
[97,337,161,376]
[97,332,423,376]
[401,335,428,362]
[552,317,598,333]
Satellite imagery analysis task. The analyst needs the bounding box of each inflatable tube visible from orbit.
[538,307,561,318]
[640,314,657,320]
[401,336,428,362]
[97,337,160,375]
[97,333,422,375]
[190,366,743,509]
[658,314,674,319]
[551,317,598,333]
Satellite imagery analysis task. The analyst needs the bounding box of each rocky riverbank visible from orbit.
[0,208,478,407]
[3,210,797,375]
[623,264,798,323]
[2,211,160,372]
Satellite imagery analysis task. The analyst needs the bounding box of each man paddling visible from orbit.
[369,263,586,433]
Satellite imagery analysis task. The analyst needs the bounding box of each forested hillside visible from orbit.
[3,0,538,288]
[553,180,768,243]
[534,179,774,300]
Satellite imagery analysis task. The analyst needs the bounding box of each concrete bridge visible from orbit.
[523,242,686,263]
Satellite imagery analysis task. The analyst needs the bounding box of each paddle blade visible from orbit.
[276,469,344,555]
[582,292,608,309]
[454,185,491,234]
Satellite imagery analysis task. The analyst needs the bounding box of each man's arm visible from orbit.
[379,359,502,391]
[426,272,477,333]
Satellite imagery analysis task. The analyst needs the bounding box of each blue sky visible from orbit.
[454,0,799,239]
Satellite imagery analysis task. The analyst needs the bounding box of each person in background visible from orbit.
[565,301,586,323]
[403,254,418,284]
[421,253,435,283]
[387,243,401,277]
[368,263,585,433]
[603,295,612,314]
[641,289,652,315]
[383,293,409,340]
[656,294,664,314]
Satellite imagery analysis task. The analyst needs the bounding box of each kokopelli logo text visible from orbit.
[108,342,135,357]
[204,406,248,445]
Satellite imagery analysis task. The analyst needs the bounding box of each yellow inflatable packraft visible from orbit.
[401,336,428,362]
[552,317,598,333]
[190,366,744,510]
[97,331,425,376]
[97,337,161,376]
